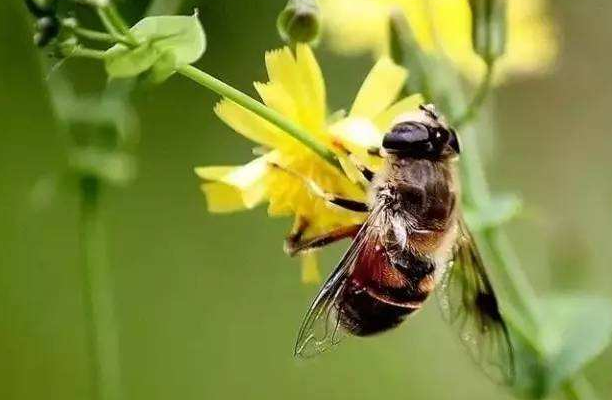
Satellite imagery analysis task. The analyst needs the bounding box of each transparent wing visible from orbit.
[437,218,515,384]
[294,206,384,358]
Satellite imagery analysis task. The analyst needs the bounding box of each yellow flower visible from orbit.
[320,0,558,82]
[195,44,422,282]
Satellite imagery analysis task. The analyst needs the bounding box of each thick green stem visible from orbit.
[177,65,341,170]
[73,27,129,46]
[71,47,107,60]
[458,71,600,400]
[80,177,122,400]
[459,124,539,331]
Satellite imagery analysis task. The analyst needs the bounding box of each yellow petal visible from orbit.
[337,153,367,185]
[265,48,301,105]
[254,82,298,121]
[263,46,329,145]
[200,183,247,213]
[295,44,326,129]
[374,94,424,132]
[330,116,384,171]
[195,157,270,209]
[350,57,408,119]
[214,99,294,149]
[301,252,321,284]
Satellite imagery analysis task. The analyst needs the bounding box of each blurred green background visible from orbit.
[1,1,611,399]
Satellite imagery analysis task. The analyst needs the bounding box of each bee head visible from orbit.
[382,104,460,160]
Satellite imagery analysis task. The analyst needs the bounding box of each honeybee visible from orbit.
[285,104,514,382]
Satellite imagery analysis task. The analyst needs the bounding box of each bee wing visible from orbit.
[294,206,385,358]
[436,218,515,384]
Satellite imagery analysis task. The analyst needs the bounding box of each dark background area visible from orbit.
[1,1,611,399]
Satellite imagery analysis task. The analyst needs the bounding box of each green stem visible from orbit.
[97,5,138,46]
[80,177,122,400]
[177,65,342,170]
[71,47,107,60]
[458,72,600,400]
[73,27,129,45]
[453,61,495,128]
[96,8,121,39]
[105,4,138,43]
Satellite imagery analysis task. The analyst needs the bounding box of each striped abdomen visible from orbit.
[337,240,437,336]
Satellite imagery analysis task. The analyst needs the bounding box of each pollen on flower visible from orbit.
[195,43,422,282]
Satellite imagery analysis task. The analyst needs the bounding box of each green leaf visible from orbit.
[105,42,159,79]
[145,50,177,84]
[104,12,206,80]
[464,193,521,231]
[539,295,612,389]
[130,13,206,66]
[511,295,612,399]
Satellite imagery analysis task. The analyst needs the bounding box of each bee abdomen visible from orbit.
[338,284,418,336]
[339,255,438,336]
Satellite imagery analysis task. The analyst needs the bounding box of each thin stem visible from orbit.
[96,8,121,39]
[105,4,138,44]
[453,61,495,128]
[97,5,138,46]
[80,177,122,400]
[73,27,130,46]
[177,65,342,171]
[71,47,107,60]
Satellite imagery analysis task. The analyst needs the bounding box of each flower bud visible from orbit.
[56,36,79,58]
[468,0,507,64]
[34,15,60,47]
[24,0,56,18]
[81,0,110,7]
[61,17,79,30]
[277,0,321,44]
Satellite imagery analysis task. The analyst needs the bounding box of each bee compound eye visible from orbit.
[382,122,429,151]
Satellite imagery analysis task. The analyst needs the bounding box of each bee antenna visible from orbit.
[419,104,439,120]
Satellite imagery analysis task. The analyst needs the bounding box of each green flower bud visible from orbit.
[56,36,79,58]
[468,0,507,64]
[277,0,321,44]
[81,0,110,7]
[34,15,60,47]
[61,17,79,30]
[24,0,56,18]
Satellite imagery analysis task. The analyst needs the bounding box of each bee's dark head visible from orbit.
[382,104,460,160]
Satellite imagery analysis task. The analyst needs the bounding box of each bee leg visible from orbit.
[325,196,369,212]
[367,146,383,158]
[285,224,362,256]
[268,162,369,212]
[346,154,375,182]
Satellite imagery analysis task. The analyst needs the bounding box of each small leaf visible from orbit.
[464,193,522,231]
[104,12,206,80]
[145,50,177,84]
[105,42,159,79]
[130,13,206,67]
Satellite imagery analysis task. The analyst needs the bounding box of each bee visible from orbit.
[285,104,514,383]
